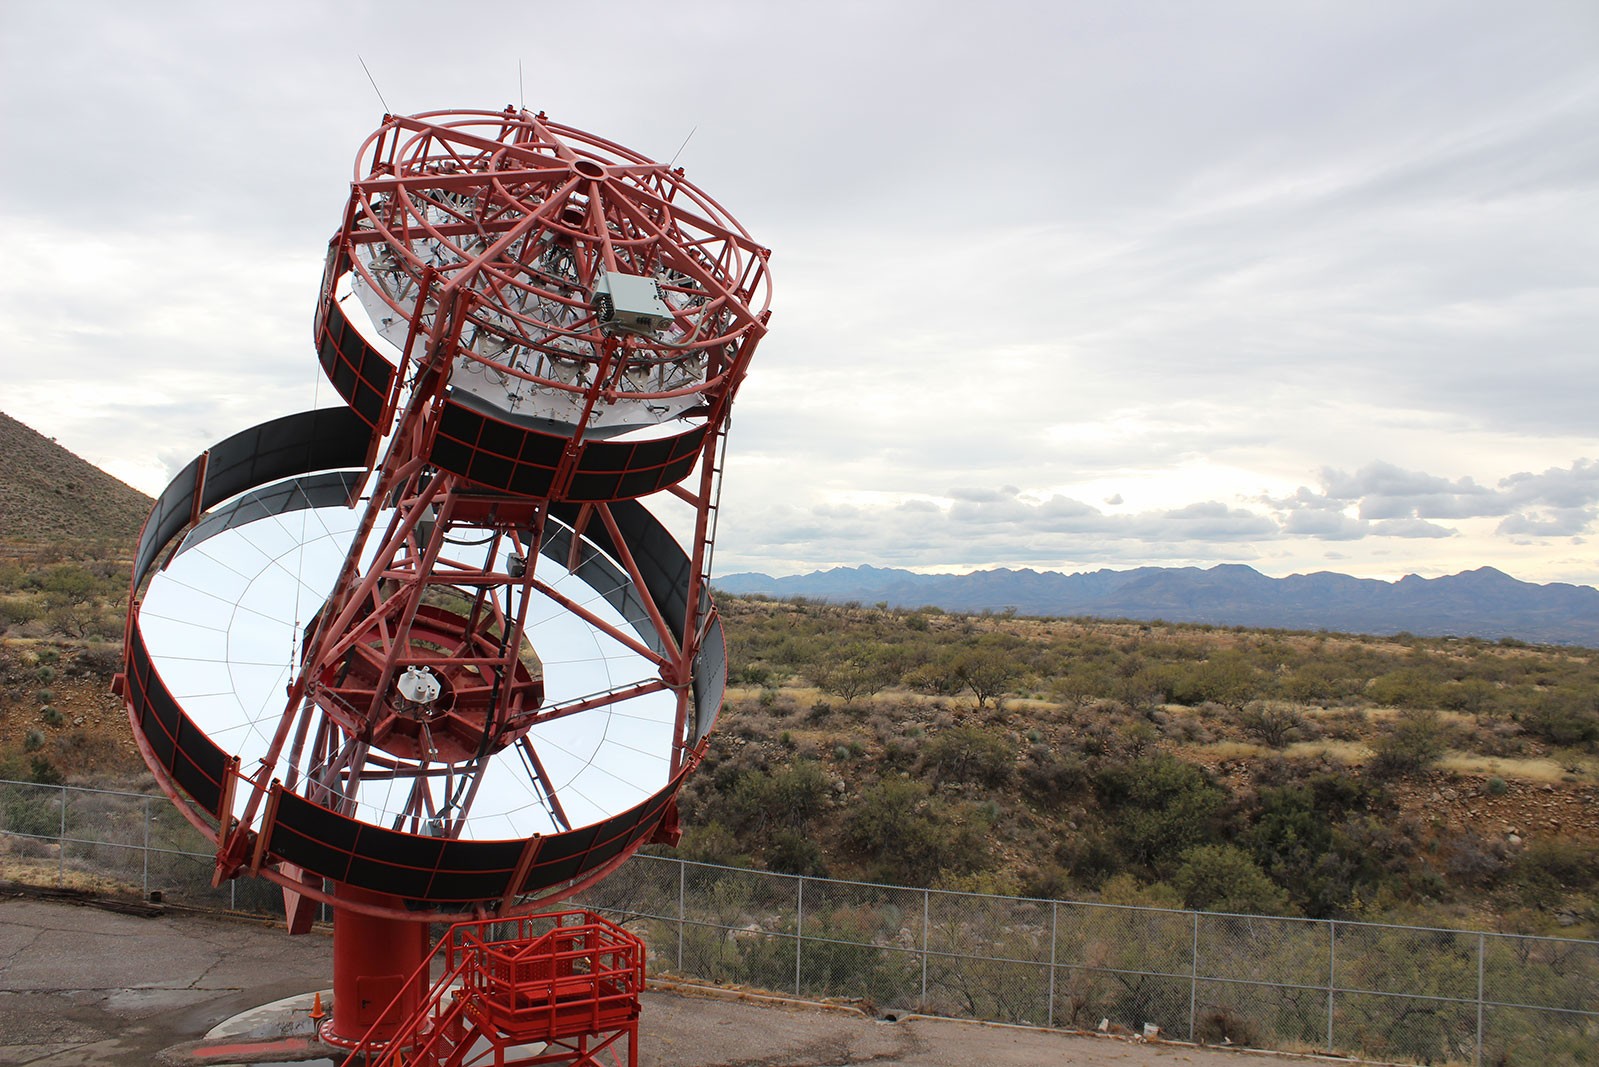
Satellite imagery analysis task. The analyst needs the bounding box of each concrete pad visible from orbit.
[1,891,1311,1067]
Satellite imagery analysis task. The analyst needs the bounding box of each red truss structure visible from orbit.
[340,910,646,1067]
[117,107,771,1052]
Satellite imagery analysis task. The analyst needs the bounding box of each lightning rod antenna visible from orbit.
[668,125,698,169]
[358,55,391,114]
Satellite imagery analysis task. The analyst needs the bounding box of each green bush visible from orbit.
[1367,668,1446,709]
[1019,744,1086,802]
[1369,709,1448,778]
[767,828,828,876]
[0,595,41,625]
[0,783,62,836]
[842,779,991,885]
[920,725,1015,788]
[1171,844,1292,915]
[724,760,830,836]
[1518,690,1599,748]
[806,648,898,706]
[1094,754,1227,873]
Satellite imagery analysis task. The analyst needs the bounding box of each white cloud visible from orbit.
[2,2,1595,587]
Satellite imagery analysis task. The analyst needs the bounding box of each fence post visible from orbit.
[1189,911,1200,1042]
[57,783,66,885]
[1047,900,1058,1029]
[794,876,804,997]
[142,797,150,897]
[921,888,930,1006]
[1326,920,1336,1053]
[1475,931,1485,1067]
[677,858,685,972]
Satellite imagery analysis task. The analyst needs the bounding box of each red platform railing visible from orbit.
[342,910,644,1067]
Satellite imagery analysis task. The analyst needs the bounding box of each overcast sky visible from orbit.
[2,2,1596,586]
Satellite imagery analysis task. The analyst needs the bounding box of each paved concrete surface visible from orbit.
[1,890,1314,1066]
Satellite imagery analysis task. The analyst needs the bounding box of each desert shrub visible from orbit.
[806,647,899,706]
[724,759,829,836]
[1280,660,1361,703]
[1171,844,1292,915]
[767,828,829,876]
[1021,863,1073,900]
[733,664,775,687]
[1096,872,1184,909]
[1369,709,1448,778]
[40,707,63,726]
[1504,840,1599,908]
[0,780,63,836]
[1094,754,1227,873]
[949,642,1024,708]
[1316,707,1369,740]
[920,724,1015,788]
[1517,690,1599,748]
[1194,1007,1259,1048]
[1436,678,1499,714]
[675,821,749,867]
[1485,776,1508,796]
[842,778,991,885]
[76,642,124,679]
[1367,668,1446,709]
[1238,703,1305,748]
[1246,774,1382,917]
[1019,744,1086,802]
[1050,825,1122,887]
[1443,831,1510,890]
[0,595,41,625]
[1168,652,1259,709]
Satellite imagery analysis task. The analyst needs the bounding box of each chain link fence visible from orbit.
[4,778,1595,1064]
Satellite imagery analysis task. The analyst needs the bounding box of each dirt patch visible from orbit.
[1390,773,1599,843]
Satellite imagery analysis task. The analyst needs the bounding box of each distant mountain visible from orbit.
[714,563,1599,645]
[0,412,152,543]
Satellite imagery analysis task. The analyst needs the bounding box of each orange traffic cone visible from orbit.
[309,991,326,1022]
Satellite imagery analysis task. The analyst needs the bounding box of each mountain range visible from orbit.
[714,563,1599,646]
[3,409,1594,646]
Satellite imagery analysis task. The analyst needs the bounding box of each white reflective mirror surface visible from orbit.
[138,492,676,840]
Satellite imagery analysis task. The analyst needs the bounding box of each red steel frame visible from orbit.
[337,910,646,1066]
[121,107,770,1054]
[208,108,770,910]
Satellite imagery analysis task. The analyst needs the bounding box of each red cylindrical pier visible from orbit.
[320,885,431,1049]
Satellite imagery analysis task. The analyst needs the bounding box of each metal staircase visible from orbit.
[340,911,644,1067]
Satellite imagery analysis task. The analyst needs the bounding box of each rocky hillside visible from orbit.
[0,412,151,543]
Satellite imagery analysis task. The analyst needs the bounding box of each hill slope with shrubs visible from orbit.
[2,520,1597,936]
[669,597,1599,935]
[0,412,150,544]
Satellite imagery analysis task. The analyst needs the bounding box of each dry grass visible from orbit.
[0,847,138,897]
[1284,739,1374,763]
[1437,754,1591,783]
[1194,740,1270,761]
